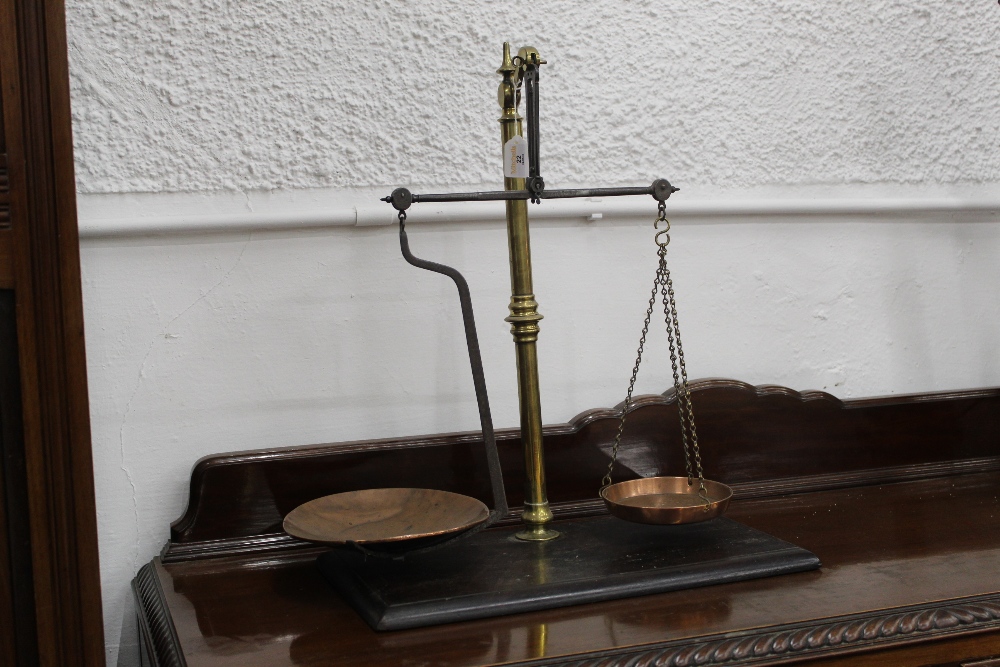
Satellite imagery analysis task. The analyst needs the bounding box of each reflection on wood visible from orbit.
[143,471,1000,666]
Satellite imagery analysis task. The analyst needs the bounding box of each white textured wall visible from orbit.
[69,1,1000,193]
[63,1,1000,665]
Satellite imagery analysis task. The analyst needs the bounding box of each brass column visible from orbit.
[497,43,558,541]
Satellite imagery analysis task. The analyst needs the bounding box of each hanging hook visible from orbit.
[654,196,671,247]
[654,215,671,247]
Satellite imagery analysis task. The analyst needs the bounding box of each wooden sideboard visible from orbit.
[134,379,1000,666]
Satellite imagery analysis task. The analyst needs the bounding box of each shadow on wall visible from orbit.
[115,594,138,667]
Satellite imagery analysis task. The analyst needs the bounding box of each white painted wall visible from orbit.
[63,1,1000,665]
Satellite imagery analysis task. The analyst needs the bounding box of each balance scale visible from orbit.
[282,43,820,631]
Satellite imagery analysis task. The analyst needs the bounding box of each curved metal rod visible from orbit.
[348,216,509,560]
[398,218,507,524]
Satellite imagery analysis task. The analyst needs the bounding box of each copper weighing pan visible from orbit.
[283,488,490,549]
[601,477,732,525]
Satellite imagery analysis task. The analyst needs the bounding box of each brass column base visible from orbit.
[515,526,560,542]
[516,501,560,541]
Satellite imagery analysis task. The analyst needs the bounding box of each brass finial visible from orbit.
[497,42,516,75]
[497,42,518,112]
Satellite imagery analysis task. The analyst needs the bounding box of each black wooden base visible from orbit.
[318,516,820,631]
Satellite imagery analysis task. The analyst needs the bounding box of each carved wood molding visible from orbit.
[547,597,1000,667]
[164,378,1000,562]
[560,378,844,431]
[560,378,1000,430]
[133,563,186,667]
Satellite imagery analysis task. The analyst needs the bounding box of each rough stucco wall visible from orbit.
[67,0,1000,194]
[62,1,1000,666]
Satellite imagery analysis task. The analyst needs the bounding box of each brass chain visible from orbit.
[600,243,661,489]
[660,245,707,498]
[602,201,708,502]
[660,250,694,484]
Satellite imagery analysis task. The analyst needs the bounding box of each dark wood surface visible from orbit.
[134,380,1000,666]
[146,471,1000,666]
[167,379,1000,562]
[0,0,105,663]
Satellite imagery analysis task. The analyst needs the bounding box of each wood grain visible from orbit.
[0,0,104,663]
[0,153,9,192]
[0,231,14,287]
[166,379,1000,561]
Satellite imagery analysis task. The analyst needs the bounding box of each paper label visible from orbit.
[503,136,529,179]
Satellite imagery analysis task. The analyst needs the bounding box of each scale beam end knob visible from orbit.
[652,179,679,202]
[387,188,413,211]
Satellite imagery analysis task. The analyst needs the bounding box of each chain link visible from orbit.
[600,258,662,489]
[662,261,708,499]
[659,250,693,483]
[602,202,709,505]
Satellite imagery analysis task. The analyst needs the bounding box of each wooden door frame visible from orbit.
[0,0,105,663]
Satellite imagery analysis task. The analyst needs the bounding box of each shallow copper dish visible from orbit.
[601,476,732,525]
[283,488,489,547]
